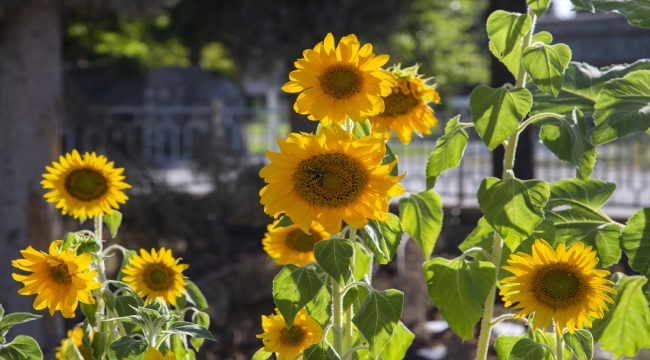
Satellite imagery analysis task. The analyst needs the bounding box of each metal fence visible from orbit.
[64,106,650,212]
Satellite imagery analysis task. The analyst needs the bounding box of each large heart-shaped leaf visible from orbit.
[620,208,650,277]
[425,115,470,189]
[398,190,443,259]
[0,336,43,360]
[470,86,533,150]
[360,214,402,265]
[563,329,593,360]
[478,177,550,251]
[527,0,551,17]
[523,43,572,97]
[352,289,404,358]
[543,179,621,266]
[591,70,650,145]
[313,238,353,286]
[273,264,324,327]
[571,0,650,29]
[423,257,496,341]
[487,11,533,77]
[508,338,548,360]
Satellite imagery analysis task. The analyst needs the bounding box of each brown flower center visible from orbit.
[380,87,421,118]
[48,264,72,286]
[532,263,586,309]
[285,228,322,252]
[142,263,174,291]
[319,64,364,100]
[294,153,368,208]
[65,168,109,201]
[280,325,306,346]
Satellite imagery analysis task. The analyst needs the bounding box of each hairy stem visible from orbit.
[556,327,564,360]
[332,278,344,356]
[345,227,357,352]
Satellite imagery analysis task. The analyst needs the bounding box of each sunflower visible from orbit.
[263,220,330,266]
[135,346,177,360]
[259,124,405,234]
[12,240,100,318]
[256,308,323,360]
[282,33,397,125]
[368,65,440,145]
[55,327,93,360]
[41,149,131,219]
[500,239,616,334]
[121,248,188,306]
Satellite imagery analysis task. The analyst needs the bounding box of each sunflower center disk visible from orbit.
[143,264,173,291]
[280,326,306,346]
[285,229,321,252]
[294,153,368,208]
[533,264,584,309]
[319,64,364,99]
[65,168,109,201]
[381,89,421,117]
[47,264,72,286]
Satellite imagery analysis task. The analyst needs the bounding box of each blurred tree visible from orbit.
[0,0,177,356]
[388,0,490,96]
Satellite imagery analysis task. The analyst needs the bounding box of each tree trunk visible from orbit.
[0,0,64,354]
[488,0,535,180]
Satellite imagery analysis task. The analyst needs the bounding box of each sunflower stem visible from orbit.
[94,215,108,284]
[475,232,503,360]
[331,278,344,356]
[555,327,564,360]
[345,227,357,352]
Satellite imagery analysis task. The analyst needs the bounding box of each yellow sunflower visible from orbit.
[500,239,616,334]
[256,308,323,360]
[12,240,100,318]
[121,248,188,306]
[259,124,405,234]
[41,149,131,219]
[368,65,440,145]
[282,33,397,125]
[56,327,93,360]
[263,220,330,266]
[135,346,177,360]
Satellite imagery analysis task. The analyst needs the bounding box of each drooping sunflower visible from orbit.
[41,149,131,219]
[55,327,93,360]
[500,239,616,334]
[263,220,330,266]
[282,33,397,125]
[259,124,405,234]
[256,308,323,360]
[121,248,188,306]
[12,240,100,318]
[368,65,440,145]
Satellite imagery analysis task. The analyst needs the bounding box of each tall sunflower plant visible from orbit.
[5,150,215,360]
[255,1,650,359]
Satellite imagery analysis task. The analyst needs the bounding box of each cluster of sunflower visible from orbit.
[7,150,213,359]
[255,29,623,360]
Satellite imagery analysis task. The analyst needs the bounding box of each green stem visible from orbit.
[555,327,564,360]
[332,278,344,356]
[475,232,503,360]
[345,227,357,352]
[94,215,108,283]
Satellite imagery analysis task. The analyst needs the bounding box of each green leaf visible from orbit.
[170,334,188,360]
[620,208,650,277]
[359,215,401,264]
[306,284,332,328]
[487,11,533,77]
[529,60,650,117]
[80,302,98,325]
[532,31,552,45]
[508,338,548,360]
[354,243,372,281]
[303,341,341,360]
[478,177,550,251]
[185,280,209,310]
[425,115,469,189]
[527,0,551,17]
[424,257,496,341]
[165,321,215,340]
[114,296,138,334]
[496,331,559,360]
[274,215,294,228]
[571,0,650,29]
[563,329,593,360]
[354,120,372,139]
[591,275,650,358]
[543,179,621,267]
[538,109,596,180]
[470,86,533,150]
[379,322,414,360]
[398,190,443,260]
[314,238,353,286]
[591,70,650,145]
[523,43,572,97]
[190,311,210,351]
[0,336,43,360]
[61,232,77,251]
[107,336,147,360]
[383,144,398,177]
[91,332,108,360]
[352,289,404,358]
[0,313,41,335]
[102,290,116,312]
[76,241,101,255]
[251,347,273,360]
[61,337,84,360]
[273,264,324,327]
[103,210,123,238]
